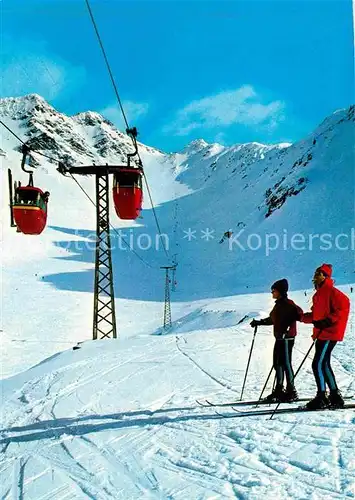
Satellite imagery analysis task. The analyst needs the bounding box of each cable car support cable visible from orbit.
[84,0,171,262]
[84,0,129,131]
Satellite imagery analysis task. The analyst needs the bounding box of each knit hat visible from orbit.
[316,263,333,278]
[271,278,289,296]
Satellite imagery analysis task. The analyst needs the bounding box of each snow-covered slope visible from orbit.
[1,95,354,499]
[1,290,354,499]
[170,105,355,298]
[1,288,355,499]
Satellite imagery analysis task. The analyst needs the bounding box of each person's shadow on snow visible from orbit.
[1,405,235,445]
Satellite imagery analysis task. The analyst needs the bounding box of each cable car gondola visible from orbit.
[13,185,49,235]
[9,145,50,235]
[112,127,143,220]
[112,166,143,220]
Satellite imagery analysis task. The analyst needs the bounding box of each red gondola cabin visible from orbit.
[112,168,143,220]
[13,186,49,235]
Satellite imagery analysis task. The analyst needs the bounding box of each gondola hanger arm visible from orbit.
[20,145,34,175]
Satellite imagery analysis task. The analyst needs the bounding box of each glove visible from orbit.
[250,319,261,328]
[313,318,332,329]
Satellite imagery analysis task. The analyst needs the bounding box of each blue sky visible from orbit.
[2,0,354,152]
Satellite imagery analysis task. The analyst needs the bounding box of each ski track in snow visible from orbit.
[175,335,239,394]
[2,335,355,499]
[2,327,354,499]
[1,322,354,499]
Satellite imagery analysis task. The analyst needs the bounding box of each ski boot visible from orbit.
[328,390,344,409]
[263,385,285,403]
[305,391,330,410]
[282,386,298,403]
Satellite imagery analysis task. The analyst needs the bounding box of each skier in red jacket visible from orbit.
[251,279,303,403]
[301,264,350,409]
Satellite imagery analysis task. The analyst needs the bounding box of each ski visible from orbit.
[215,402,355,419]
[196,397,308,408]
[197,394,354,408]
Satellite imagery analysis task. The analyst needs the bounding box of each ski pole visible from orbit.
[255,364,273,407]
[269,339,316,419]
[260,366,274,400]
[240,325,258,400]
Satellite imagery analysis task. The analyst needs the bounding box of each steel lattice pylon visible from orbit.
[93,171,117,339]
[57,157,143,343]
[161,266,175,330]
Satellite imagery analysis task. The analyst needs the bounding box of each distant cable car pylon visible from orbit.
[161,265,176,330]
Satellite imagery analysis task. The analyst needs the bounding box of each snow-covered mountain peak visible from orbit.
[0,93,57,120]
[72,110,114,128]
[0,95,162,166]
[313,105,354,137]
[182,138,210,154]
